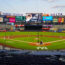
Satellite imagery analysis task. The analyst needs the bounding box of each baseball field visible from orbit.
[0,31,65,50]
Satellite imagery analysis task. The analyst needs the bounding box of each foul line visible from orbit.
[8,39,33,43]
[1,38,65,44]
[45,39,65,43]
[8,38,65,44]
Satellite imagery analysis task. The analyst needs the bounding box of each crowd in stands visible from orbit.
[0,50,65,65]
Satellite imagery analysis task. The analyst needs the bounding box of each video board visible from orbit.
[58,18,64,23]
[15,16,26,22]
[43,16,53,21]
[42,16,53,24]
[26,13,42,23]
[0,17,3,22]
[53,18,58,24]
[9,18,15,23]
[0,14,65,25]
[0,15,6,23]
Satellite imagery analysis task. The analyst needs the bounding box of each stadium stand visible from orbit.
[0,50,65,65]
[0,13,65,65]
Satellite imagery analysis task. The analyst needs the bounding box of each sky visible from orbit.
[0,0,65,14]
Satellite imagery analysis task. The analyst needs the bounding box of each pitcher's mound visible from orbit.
[29,42,51,46]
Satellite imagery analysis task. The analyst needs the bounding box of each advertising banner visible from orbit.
[62,18,64,22]
[16,16,26,22]
[22,16,26,21]
[43,16,53,21]
[58,18,64,23]
[3,18,9,23]
[53,18,58,22]
[0,17,3,22]
[9,18,15,23]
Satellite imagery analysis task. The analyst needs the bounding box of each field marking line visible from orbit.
[7,38,65,44]
[8,39,33,43]
[0,38,34,44]
[45,39,65,43]
[1,38,65,44]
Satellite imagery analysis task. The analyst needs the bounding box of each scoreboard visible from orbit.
[0,14,65,25]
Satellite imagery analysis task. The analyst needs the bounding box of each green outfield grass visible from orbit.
[0,32,65,50]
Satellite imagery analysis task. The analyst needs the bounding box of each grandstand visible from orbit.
[0,12,65,50]
[0,50,65,65]
[0,12,65,32]
[0,12,65,65]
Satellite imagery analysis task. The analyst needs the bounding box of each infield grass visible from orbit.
[0,32,65,50]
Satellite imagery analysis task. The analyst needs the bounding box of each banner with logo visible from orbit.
[43,16,53,21]
[58,18,64,23]
[43,16,53,23]
[0,17,3,22]
[9,18,15,23]
[53,18,58,23]
[16,16,26,22]
[26,13,42,23]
